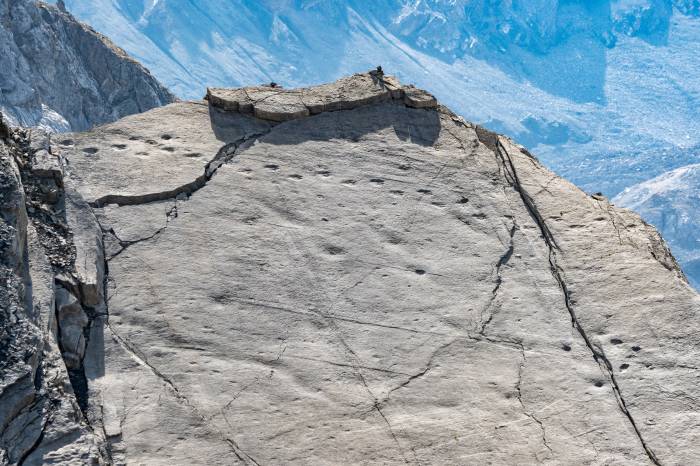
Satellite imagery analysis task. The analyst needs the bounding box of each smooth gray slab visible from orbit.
[55,101,272,206]
[16,74,700,464]
[84,99,697,463]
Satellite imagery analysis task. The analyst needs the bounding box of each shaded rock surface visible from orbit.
[0,118,101,464]
[2,72,700,464]
[0,0,174,132]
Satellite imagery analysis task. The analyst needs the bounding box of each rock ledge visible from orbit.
[206,71,437,122]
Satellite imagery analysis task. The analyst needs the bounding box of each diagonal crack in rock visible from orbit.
[107,321,260,465]
[491,137,661,466]
[516,346,553,457]
[479,219,518,335]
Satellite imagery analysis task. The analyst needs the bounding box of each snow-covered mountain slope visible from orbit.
[0,0,174,132]
[49,0,700,284]
[615,164,700,289]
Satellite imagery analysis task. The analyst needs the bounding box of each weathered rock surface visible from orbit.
[0,120,101,464]
[3,72,700,464]
[0,0,174,132]
[206,71,436,123]
[614,164,700,290]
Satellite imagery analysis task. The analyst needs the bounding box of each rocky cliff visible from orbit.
[1,72,699,465]
[0,0,174,132]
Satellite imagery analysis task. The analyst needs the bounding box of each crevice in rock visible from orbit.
[16,412,50,466]
[219,356,282,416]
[516,346,552,457]
[100,202,177,261]
[95,224,116,460]
[58,298,108,422]
[379,339,457,407]
[52,295,91,417]
[337,332,411,463]
[287,355,413,376]
[6,125,112,462]
[311,279,414,463]
[375,334,527,412]
[597,199,626,246]
[89,130,271,208]
[479,219,517,335]
[491,138,661,465]
[106,322,260,465]
[97,403,115,463]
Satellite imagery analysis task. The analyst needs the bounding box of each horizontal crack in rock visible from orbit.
[89,130,270,208]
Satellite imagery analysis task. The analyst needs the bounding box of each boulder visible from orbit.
[4,72,699,464]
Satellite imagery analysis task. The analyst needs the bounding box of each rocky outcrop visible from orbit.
[0,0,174,132]
[0,118,102,464]
[205,72,437,122]
[2,72,700,464]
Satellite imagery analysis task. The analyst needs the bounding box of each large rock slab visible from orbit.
[5,73,699,464]
[0,0,174,132]
[97,104,654,464]
[54,101,272,206]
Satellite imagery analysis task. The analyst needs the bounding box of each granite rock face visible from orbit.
[205,72,436,122]
[2,72,700,465]
[0,0,174,132]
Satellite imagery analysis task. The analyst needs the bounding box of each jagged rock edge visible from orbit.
[205,73,436,123]
[0,124,106,463]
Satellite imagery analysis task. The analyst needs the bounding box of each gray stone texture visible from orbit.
[2,72,699,464]
[0,124,100,464]
[206,71,438,123]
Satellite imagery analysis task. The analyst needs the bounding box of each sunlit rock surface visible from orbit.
[615,163,700,289]
[2,74,699,464]
[49,0,700,287]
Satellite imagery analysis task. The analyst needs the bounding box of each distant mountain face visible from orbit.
[48,0,700,285]
[615,163,700,289]
[0,0,174,132]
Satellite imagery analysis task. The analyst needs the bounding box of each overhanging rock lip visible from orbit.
[205,70,438,122]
